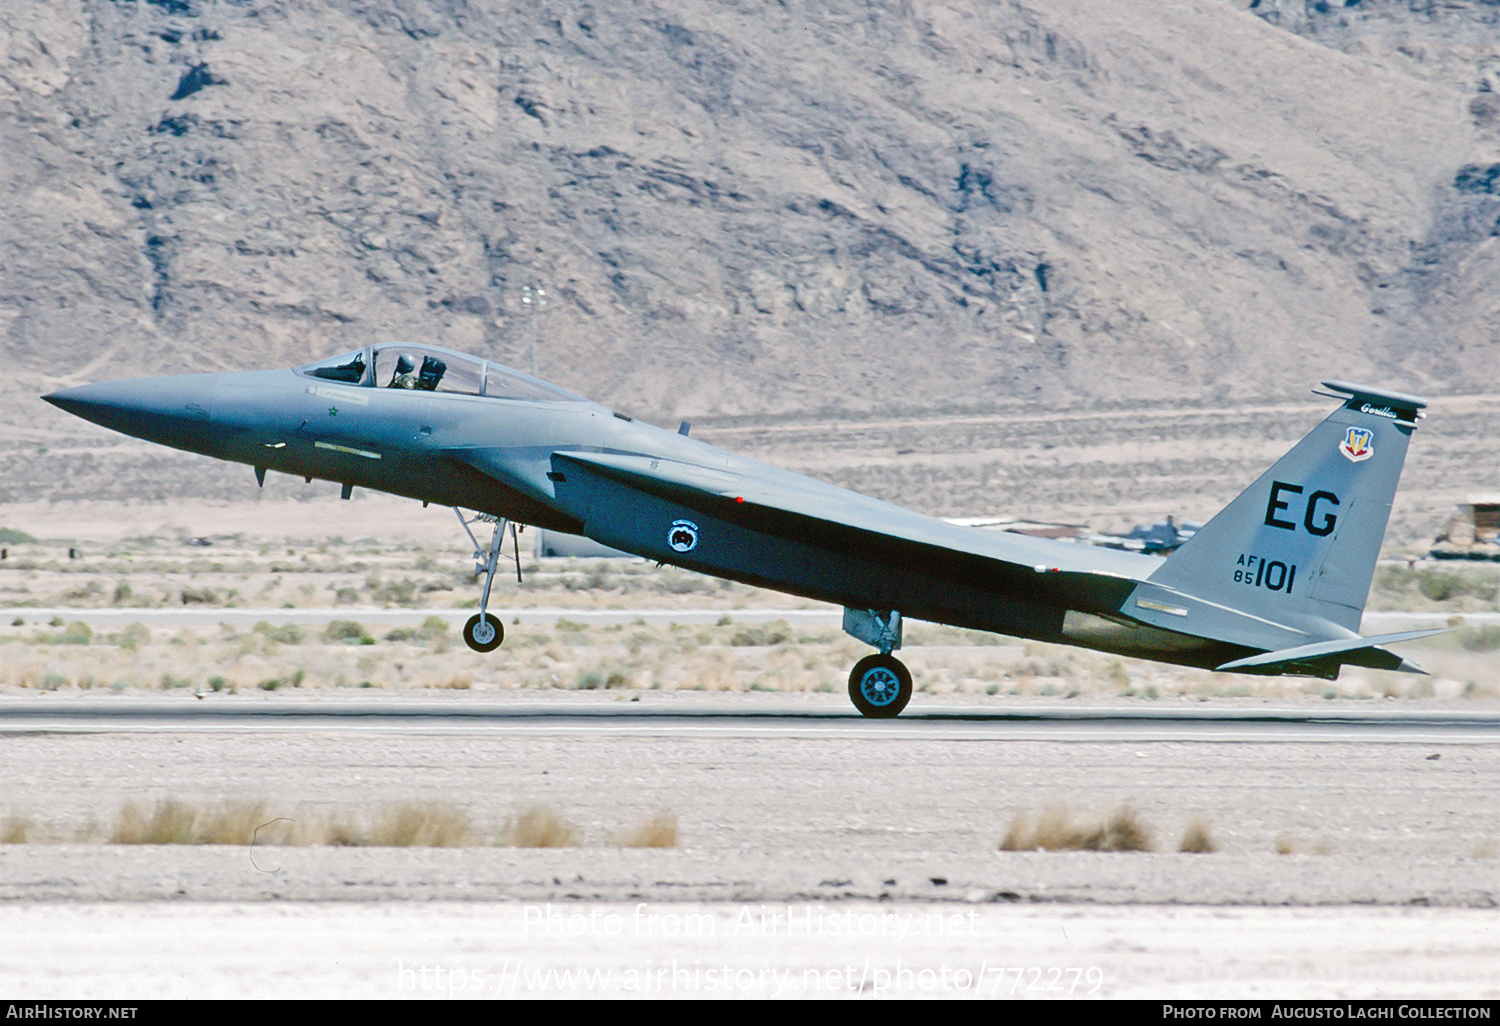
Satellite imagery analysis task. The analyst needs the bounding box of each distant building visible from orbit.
[1430,495,1500,561]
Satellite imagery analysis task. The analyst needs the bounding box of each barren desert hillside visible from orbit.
[3,0,1498,521]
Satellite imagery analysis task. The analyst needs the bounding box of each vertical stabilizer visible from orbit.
[1148,382,1425,635]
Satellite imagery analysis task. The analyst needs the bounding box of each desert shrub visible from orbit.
[730,620,793,647]
[373,578,419,605]
[257,669,305,691]
[324,620,374,645]
[384,616,451,643]
[1457,625,1500,651]
[58,622,93,645]
[1419,571,1467,602]
[114,623,149,651]
[254,621,306,645]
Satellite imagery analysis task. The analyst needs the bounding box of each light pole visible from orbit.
[521,285,546,377]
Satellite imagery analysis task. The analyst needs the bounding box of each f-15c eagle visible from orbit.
[44,343,1438,717]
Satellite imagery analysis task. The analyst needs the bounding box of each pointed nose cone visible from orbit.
[43,374,226,458]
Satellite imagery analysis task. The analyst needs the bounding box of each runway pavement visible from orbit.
[0,697,1497,743]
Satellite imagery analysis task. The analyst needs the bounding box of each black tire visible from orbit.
[463,612,504,653]
[848,653,912,718]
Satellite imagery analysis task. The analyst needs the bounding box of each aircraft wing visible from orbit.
[541,448,1160,606]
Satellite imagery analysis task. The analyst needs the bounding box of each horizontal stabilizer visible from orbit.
[1214,628,1448,674]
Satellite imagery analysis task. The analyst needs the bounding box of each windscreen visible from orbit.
[299,350,368,384]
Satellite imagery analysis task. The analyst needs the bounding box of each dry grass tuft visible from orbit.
[505,805,579,848]
[111,800,273,845]
[195,802,273,844]
[107,799,471,846]
[317,814,366,847]
[1274,833,1296,855]
[1000,804,1154,852]
[365,803,472,847]
[616,810,679,848]
[2,816,30,844]
[111,799,198,844]
[1178,816,1217,853]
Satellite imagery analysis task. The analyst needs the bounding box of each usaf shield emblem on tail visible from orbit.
[1339,426,1374,463]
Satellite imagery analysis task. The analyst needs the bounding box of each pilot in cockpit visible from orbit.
[387,354,417,389]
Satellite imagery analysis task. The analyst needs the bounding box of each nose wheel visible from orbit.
[463,612,504,652]
[848,653,912,718]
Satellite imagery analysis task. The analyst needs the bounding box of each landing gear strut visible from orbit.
[455,509,520,653]
[842,608,912,717]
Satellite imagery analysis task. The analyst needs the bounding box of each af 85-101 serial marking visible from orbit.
[43,344,1441,716]
[1232,555,1296,594]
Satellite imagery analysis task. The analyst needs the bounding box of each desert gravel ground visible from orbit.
[2,692,1498,997]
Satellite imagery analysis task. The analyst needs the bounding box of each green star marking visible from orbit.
[328,406,338,416]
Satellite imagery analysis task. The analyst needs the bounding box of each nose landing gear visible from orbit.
[454,508,521,653]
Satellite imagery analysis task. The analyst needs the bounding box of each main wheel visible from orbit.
[848,653,912,718]
[463,612,504,653]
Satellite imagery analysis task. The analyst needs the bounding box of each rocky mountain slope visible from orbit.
[2,0,1498,517]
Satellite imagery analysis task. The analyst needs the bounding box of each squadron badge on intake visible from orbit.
[668,519,700,552]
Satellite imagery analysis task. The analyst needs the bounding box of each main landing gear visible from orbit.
[842,608,912,718]
[454,509,522,653]
[848,653,912,718]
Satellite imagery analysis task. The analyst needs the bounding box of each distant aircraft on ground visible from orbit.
[44,343,1441,716]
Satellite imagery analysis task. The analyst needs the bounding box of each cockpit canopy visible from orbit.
[298,344,583,402]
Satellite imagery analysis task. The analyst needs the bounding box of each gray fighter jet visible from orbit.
[43,343,1441,716]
